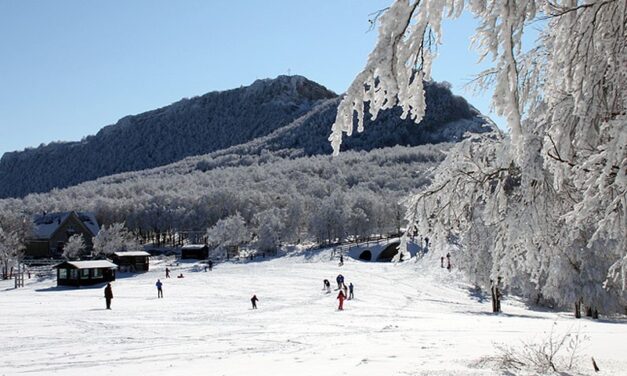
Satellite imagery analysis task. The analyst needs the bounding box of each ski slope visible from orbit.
[1,251,625,376]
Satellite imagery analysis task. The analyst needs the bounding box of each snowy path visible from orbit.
[1,254,625,376]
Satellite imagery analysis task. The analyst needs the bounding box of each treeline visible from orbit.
[0,145,447,248]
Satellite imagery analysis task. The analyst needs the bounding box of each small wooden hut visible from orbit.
[181,244,209,259]
[53,260,117,287]
[111,251,150,272]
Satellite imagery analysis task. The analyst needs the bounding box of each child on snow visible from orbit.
[337,290,346,310]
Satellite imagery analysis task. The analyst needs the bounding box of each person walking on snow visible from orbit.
[156,279,163,298]
[165,267,170,278]
[251,294,259,309]
[336,274,344,290]
[104,283,113,310]
[339,255,344,266]
[208,260,213,271]
[337,290,346,310]
[348,282,354,300]
[323,279,331,293]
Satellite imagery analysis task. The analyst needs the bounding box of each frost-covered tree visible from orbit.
[206,213,250,251]
[0,226,21,279]
[254,208,285,252]
[93,223,140,257]
[0,212,31,279]
[62,234,85,260]
[335,0,626,315]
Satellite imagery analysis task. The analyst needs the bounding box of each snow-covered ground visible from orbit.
[1,251,625,376]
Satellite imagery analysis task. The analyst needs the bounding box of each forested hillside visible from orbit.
[0,144,452,249]
[0,76,335,198]
[0,76,490,198]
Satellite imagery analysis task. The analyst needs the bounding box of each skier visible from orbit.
[323,279,331,293]
[156,279,163,298]
[337,290,346,310]
[336,274,344,290]
[251,294,259,309]
[348,282,354,300]
[339,255,344,267]
[104,283,113,310]
[165,267,170,278]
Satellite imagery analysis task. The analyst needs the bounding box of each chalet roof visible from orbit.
[54,260,117,269]
[182,244,208,250]
[113,251,151,257]
[32,211,100,239]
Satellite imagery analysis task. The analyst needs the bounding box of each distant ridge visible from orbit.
[0,76,492,198]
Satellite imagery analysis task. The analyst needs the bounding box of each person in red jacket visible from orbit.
[337,290,346,310]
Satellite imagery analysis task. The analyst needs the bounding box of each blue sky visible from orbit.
[0,1,504,157]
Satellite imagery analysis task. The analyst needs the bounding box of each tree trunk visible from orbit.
[490,283,498,313]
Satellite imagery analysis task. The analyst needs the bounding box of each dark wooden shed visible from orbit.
[111,251,150,272]
[181,244,209,259]
[53,260,117,287]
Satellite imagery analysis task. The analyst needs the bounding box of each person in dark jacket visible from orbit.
[165,267,170,278]
[323,279,331,293]
[339,255,344,266]
[156,279,163,298]
[251,294,259,309]
[337,290,346,310]
[104,283,113,309]
[348,282,354,300]
[208,260,213,271]
[336,274,344,290]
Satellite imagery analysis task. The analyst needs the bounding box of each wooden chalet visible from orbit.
[25,211,100,258]
[53,260,117,287]
[181,244,209,259]
[111,251,150,272]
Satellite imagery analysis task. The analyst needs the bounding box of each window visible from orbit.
[59,269,67,279]
[93,269,102,278]
[81,269,89,279]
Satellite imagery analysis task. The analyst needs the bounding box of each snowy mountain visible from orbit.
[0,76,492,198]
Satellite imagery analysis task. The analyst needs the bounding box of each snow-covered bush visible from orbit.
[477,325,587,374]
